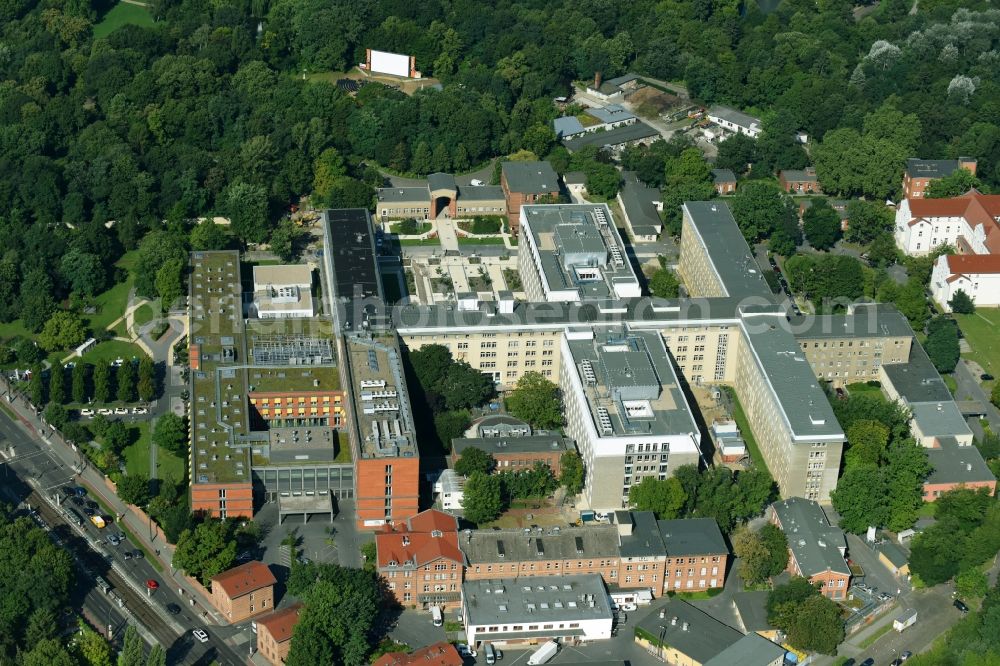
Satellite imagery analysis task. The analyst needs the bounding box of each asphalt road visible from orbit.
[954,360,1000,431]
[0,403,249,665]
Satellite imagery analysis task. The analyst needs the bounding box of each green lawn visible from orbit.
[80,340,147,366]
[83,251,139,333]
[399,238,442,247]
[122,420,186,482]
[858,622,894,649]
[846,382,883,396]
[93,2,154,39]
[956,311,1000,378]
[457,236,505,245]
[132,303,155,327]
[0,319,31,343]
[722,387,770,474]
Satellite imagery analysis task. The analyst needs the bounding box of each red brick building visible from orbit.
[501,161,559,233]
[210,561,277,623]
[902,158,977,199]
[372,642,463,666]
[255,603,303,666]
[771,499,850,600]
[191,481,254,519]
[356,456,420,528]
[711,169,737,195]
[779,168,821,194]
[923,436,997,501]
[376,509,464,608]
[450,435,572,475]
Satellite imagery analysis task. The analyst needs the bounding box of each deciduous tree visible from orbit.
[118,473,150,507]
[454,447,495,476]
[137,356,155,402]
[505,372,562,429]
[462,472,503,524]
[803,200,842,251]
[628,477,686,519]
[560,450,585,495]
[925,316,960,373]
[172,520,238,586]
[648,268,680,298]
[38,312,87,352]
[926,168,982,199]
[153,413,188,457]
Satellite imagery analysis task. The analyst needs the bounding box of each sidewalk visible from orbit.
[0,375,226,626]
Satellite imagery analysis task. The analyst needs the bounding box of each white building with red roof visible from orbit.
[894,190,1000,311]
[375,509,464,609]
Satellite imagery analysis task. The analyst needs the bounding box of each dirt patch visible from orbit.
[307,67,441,96]
[630,87,682,119]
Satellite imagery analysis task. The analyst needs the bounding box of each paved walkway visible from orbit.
[436,218,460,253]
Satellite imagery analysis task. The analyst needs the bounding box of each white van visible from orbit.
[430,606,443,627]
[484,642,496,664]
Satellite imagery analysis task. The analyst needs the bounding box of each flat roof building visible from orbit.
[924,436,996,501]
[461,574,614,645]
[707,105,762,138]
[563,122,659,155]
[518,204,641,302]
[251,264,315,319]
[561,326,701,510]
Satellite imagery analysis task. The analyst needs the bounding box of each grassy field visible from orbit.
[122,421,186,482]
[132,303,155,327]
[84,251,139,333]
[0,319,31,342]
[956,311,1000,377]
[93,2,154,39]
[722,387,769,474]
[858,621,894,648]
[80,340,147,366]
[457,236,505,245]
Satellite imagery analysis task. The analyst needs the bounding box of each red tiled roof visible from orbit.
[371,642,464,666]
[407,509,459,533]
[943,254,1000,276]
[375,510,462,569]
[255,602,303,643]
[210,561,277,599]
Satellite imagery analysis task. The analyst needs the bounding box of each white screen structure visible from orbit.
[369,50,411,78]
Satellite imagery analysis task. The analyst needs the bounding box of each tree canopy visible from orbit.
[454,447,495,477]
[504,372,563,430]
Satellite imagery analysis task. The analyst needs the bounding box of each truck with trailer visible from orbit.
[893,608,917,632]
[527,641,559,665]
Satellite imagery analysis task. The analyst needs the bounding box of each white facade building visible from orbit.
[931,254,1000,311]
[518,204,641,303]
[560,327,701,511]
[251,265,314,319]
[461,575,614,646]
[707,105,762,139]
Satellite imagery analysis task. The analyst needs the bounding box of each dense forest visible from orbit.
[1,0,999,323]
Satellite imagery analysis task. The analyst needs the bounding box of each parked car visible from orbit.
[97,409,113,416]
[80,408,94,417]
[166,603,181,615]
[470,179,485,186]
[123,551,133,561]
[981,373,994,381]
[83,507,95,516]
[107,534,122,546]
[954,599,970,613]
[860,659,875,666]
[131,407,148,414]
[114,407,128,415]
[192,629,209,643]
[132,550,144,559]
[620,602,638,612]
[456,644,477,658]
